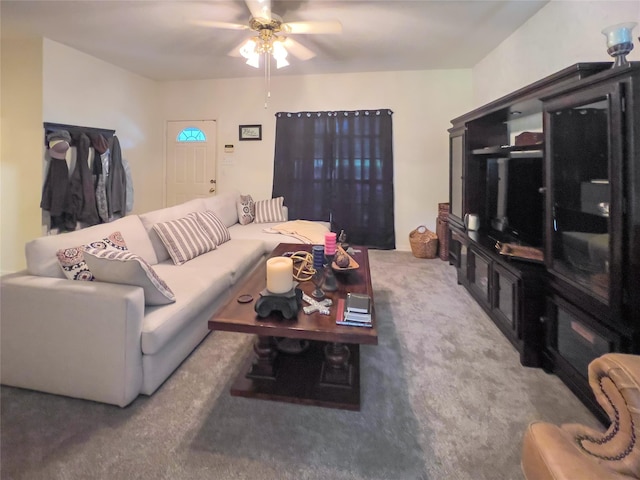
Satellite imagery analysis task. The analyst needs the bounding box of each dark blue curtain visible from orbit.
[272,110,395,249]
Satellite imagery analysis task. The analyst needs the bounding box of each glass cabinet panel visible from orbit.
[493,265,517,331]
[450,133,464,221]
[546,84,622,305]
[469,248,490,306]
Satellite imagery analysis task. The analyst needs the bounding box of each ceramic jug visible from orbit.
[464,213,480,231]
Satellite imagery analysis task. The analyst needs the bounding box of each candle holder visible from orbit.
[311,267,325,298]
[323,253,338,292]
[602,22,637,68]
[254,287,302,319]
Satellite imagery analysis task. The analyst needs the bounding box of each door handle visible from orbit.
[210,179,216,184]
[209,188,215,193]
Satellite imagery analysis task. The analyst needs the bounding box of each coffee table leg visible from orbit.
[246,336,277,380]
[320,342,353,387]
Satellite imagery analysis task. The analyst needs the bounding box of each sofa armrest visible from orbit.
[560,353,640,478]
[0,273,145,407]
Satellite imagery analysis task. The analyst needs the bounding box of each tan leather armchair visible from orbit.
[522,353,640,479]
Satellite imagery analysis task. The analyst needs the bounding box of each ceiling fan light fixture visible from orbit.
[239,38,257,59]
[275,56,289,69]
[246,53,260,68]
[272,39,289,69]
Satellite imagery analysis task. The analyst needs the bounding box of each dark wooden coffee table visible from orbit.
[208,243,378,410]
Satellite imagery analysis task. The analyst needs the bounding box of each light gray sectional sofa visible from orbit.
[0,191,329,407]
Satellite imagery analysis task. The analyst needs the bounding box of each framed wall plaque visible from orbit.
[239,124,262,141]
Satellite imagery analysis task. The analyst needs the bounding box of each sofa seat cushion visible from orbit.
[187,239,265,285]
[26,215,158,278]
[229,221,331,252]
[141,262,229,355]
[140,240,265,355]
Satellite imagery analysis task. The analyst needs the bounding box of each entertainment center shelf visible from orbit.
[471,144,543,156]
[448,62,640,423]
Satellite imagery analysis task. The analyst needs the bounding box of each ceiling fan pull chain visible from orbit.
[264,52,271,109]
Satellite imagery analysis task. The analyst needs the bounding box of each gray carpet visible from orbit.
[1,250,601,480]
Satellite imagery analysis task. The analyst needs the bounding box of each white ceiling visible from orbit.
[1,0,549,81]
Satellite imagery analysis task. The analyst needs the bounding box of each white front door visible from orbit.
[165,120,217,207]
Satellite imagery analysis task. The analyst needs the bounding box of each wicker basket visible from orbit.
[409,226,439,259]
[436,217,449,261]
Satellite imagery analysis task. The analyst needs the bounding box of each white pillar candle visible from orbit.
[266,256,293,294]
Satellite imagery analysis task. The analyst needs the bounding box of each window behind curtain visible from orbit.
[272,110,395,249]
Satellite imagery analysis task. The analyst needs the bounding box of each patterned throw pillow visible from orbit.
[83,248,175,306]
[56,231,128,281]
[254,197,286,224]
[190,210,231,246]
[236,194,255,225]
[152,215,216,265]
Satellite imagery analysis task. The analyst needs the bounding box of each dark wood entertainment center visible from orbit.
[448,62,640,423]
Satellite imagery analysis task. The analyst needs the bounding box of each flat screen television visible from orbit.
[486,155,544,247]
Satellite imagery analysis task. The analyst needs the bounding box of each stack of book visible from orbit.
[336,293,372,327]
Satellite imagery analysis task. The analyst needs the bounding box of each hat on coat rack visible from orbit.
[46,130,71,144]
[89,133,109,154]
[46,130,71,160]
[48,140,70,160]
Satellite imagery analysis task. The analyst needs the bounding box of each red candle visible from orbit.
[324,232,337,255]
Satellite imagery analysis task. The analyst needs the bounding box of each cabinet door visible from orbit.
[544,82,624,310]
[450,227,468,285]
[492,264,519,334]
[468,246,491,307]
[449,127,465,224]
[546,295,621,380]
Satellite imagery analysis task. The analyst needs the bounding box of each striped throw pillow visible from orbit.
[190,210,231,246]
[152,215,216,265]
[254,197,286,224]
[83,248,175,305]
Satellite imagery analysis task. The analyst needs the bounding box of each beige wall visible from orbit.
[160,69,473,251]
[473,0,640,106]
[1,38,44,274]
[43,39,163,216]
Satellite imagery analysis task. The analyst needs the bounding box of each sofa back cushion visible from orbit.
[25,215,158,278]
[138,198,207,263]
[201,190,240,228]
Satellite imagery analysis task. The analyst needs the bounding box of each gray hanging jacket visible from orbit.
[90,133,110,222]
[70,132,99,226]
[107,135,126,219]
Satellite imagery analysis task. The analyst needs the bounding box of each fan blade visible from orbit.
[283,38,315,61]
[245,0,271,21]
[283,20,342,34]
[191,20,249,31]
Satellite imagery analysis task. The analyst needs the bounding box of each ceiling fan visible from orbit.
[193,0,342,69]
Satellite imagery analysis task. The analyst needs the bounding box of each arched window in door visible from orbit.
[177,127,206,142]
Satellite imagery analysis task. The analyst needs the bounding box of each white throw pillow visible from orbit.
[254,197,286,224]
[56,231,128,281]
[152,215,216,265]
[190,210,231,246]
[236,194,255,225]
[83,248,176,305]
